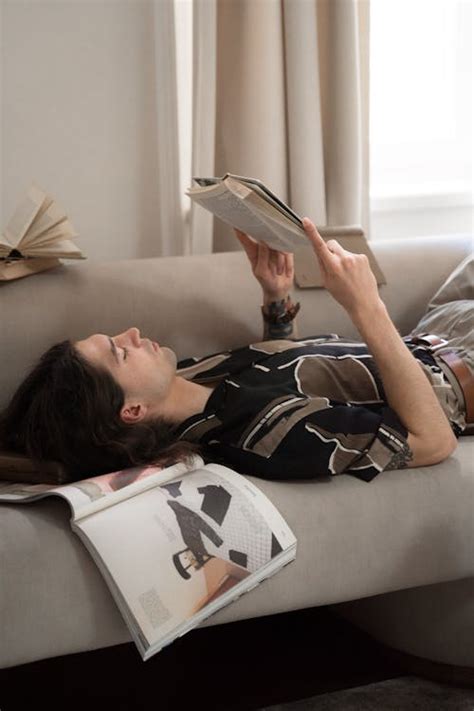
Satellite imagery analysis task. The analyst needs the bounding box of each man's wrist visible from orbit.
[262,293,300,325]
[262,292,290,307]
[261,292,300,340]
[349,299,388,331]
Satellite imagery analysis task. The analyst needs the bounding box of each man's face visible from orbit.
[74,327,178,423]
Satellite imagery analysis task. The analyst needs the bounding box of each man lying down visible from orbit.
[1,218,472,483]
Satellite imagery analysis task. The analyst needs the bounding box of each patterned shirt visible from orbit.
[173,331,461,484]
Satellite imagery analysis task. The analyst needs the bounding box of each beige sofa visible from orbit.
[0,233,473,673]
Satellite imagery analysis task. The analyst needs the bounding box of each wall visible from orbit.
[1,0,164,262]
[2,1,471,259]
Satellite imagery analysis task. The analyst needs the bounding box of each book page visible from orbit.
[187,180,272,239]
[74,461,296,659]
[0,242,15,256]
[22,238,85,259]
[242,190,309,251]
[18,199,68,248]
[187,178,308,252]
[1,183,47,248]
[0,258,62,281]
[0,456,202,520]
[224,174,303,227]
[193,175,303,228]
[19,220,79,251]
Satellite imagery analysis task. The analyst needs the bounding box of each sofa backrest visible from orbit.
[0,234,472,410]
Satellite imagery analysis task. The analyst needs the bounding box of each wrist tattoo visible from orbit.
[262,297,298,339]
[265,320,295,339]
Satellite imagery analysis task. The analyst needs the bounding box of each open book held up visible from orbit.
[0,182,86,281]
[186,174,386,287]
[0,455,297,661]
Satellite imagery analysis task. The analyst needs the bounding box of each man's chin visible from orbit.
[160,346,177,368]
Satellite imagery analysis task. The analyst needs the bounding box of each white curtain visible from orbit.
[151,0,185,257]
[153,0,370,257]
[190,0,217,255]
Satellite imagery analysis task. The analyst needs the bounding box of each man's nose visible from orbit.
[115,327,141,346]
[127,327,141,346]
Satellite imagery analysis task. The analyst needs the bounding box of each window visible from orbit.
[175,0,473,239]
[370,0,473,238]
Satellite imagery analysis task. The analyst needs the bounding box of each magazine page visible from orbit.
[0,183,46,252]
[0,456,204,521]
[73,460,297,660]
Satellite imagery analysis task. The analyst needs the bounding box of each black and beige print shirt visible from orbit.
[173,334,460,484]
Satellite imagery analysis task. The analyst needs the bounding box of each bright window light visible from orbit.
[370,0,473,200]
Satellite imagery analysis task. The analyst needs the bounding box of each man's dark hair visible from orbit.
[0,340,204,481]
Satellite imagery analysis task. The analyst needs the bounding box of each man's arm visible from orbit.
[301,217,457,468]
[351,301,457,467]
[232,228,298,340]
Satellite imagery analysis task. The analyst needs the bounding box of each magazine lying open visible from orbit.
[0,454,297,661]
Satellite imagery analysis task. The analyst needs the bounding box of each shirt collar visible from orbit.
[172,379,228,439]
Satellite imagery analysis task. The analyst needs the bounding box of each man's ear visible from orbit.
[120,402,147,424]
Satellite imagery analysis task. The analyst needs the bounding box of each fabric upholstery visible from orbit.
[0,233,473,669]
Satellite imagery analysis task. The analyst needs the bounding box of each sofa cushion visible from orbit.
[1,435,472,669]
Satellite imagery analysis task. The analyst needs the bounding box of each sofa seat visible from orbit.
[0,436,472,669]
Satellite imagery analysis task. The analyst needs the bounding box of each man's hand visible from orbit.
[234,228,295,302]
[302,217,382,318]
